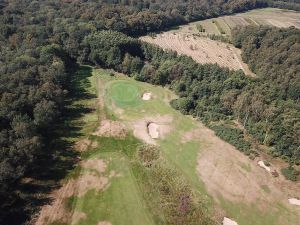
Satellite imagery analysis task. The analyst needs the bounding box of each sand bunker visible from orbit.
[223,217,238,225]
[132,115,173,144]
[288,198,300,206]
[148,123,159,139]
[93,120,127,139]
[258,160,271,172]
[142,92,152,100]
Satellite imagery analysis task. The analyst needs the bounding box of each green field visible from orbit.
[57,67,299,225]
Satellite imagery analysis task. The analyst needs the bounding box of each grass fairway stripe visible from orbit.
[110,81,142,108]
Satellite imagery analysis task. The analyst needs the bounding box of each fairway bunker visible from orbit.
[142,92,152,100]
[133,115,173,144]
[257,160,271,172]
[223,217,238,225]
[288,198,300,206]
[147,122,159,139]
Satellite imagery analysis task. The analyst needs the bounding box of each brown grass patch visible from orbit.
[74,138,98,152]
[181,122,300,211]
[93,120,127,139]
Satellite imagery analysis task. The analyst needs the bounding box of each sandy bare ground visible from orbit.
[141,33,255,77]
[74,138,98,152]
[33,76,117,225]
[132,115,173,145]
[34,159,110,225]
[93,119,127,139]
[181,122,300,212]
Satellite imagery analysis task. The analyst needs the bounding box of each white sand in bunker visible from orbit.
[132,115,173,145]
[288,198,300,206]
[142,92,152,100]
[223,217,238,225]
[148,122,159,139]
[258,160,271,172]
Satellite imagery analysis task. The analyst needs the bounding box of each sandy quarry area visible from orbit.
[181,122,300,212]
[141,33,255,77]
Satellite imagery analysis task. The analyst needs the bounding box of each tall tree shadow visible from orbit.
[5,66,96,225]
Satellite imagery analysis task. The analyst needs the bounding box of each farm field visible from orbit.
[35,67,300,225]
[180,8,300,37]
[140,32,255,77]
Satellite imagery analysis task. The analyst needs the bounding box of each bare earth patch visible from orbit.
[81,159,107,174]
[93,120,127,139]
[34,158,111,225]
[183,122,300,212]
[74,139,98,152]
[71,211,87,225]
[132,115,173,144]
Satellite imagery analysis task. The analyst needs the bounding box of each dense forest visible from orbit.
[1,0,300,224]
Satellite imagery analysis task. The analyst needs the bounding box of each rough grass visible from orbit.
[101,70,300,225]
[62,68,216,225]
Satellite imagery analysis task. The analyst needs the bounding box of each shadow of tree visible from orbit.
[5,66,95,225]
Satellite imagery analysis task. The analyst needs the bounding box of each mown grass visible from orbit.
[100,70,300,225]
[62,67,216,225]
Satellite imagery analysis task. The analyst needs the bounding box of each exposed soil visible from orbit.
[93,120,127,139]
[81,159,107,174]
[74,138,98,152]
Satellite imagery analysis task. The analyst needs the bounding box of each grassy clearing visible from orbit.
[100,70,300,225]
[61,67,216,225]
[193,8,300,38]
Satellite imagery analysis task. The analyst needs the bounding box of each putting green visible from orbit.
[110,81,141,108]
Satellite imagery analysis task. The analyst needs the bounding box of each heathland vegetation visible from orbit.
[1,0,300,224]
